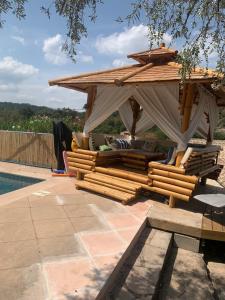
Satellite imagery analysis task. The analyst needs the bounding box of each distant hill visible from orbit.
[0,102,83,121]
[0,102,224,138]
[0,102,125,134]
[0,102,85,133]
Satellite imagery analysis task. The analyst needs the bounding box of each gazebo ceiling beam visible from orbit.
[114,62,154,86]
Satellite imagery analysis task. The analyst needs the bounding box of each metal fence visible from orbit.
[0,130,57,168]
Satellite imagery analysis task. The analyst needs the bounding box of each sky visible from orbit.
[0,1,216,110]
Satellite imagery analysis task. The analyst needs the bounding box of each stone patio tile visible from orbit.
[58,193,91,205]
[0,207,31,223]
[46,183,77,195]
[44,258,98,300]
[116,286,136,300]
[0,221,35,242]
[71,215,107,233]
[125,264,160,296]
[38,236,86,259]
[147,229,172,249]
[208,262,225,300]
[93,199,127,214]
[34,219,74,238]
[29,195,59,207]
[135,244,167,269]
[93,253,122,275]
[80,231,126,256]
[126,202,150,219]
[117,227,139,244]
[0,240,40,269]
[1,198,29,208]
[31,206,67,220]
[105,213,141,229]
[63,204,94,218]
[0,264,46,300]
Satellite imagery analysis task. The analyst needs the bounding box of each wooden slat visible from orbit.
[152,180,192,196]
[148,174,195,190]
[114,62,154,86]
[150,168,198,184]
[121,157,146,166]
[67,157,95,166]
[149,162,185,174]
[67,151,94,161]
[75,180,134,204]
[94,172,142,188]
[95,166,148,184]
[75,149,98,156]
[123,163,146,170]
[68,162,93,170]
[146,186,190,201]
[84,178,136,195]
[0,130,56,168]
[199,165,220,177]
[85,172,141,192]
[68,166,92,174]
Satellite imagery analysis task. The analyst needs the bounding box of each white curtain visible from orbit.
[83,85,132,135]
[84,83,214,151]
[132,83,205,151]
[196,85,218,141]
[135,111,155,134]
[118,100,155,135]
[118,101,133,133]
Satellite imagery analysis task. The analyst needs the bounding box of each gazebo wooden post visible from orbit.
[82,86,97,149]
[170,83,194,207]
[130,98,141,139]
[201,122,212,185]
[176,83,194,166]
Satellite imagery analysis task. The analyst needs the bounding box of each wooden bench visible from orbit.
[148,145,223,207]
[180,145,223,182]
[148,162,198,204]
[66,149,164,177]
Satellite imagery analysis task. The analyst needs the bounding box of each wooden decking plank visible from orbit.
[201,205,225,241]
[85,172,141,191]
[84,177,136,195]
[75,180,134,204]
[211,209,225,233]
[95,166,148,184]
[148,202,202,238]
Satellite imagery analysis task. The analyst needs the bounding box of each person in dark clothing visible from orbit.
[53,121,72,170]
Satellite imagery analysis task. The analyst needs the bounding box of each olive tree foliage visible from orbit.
[122,0,225,79]
[0,0,224,79]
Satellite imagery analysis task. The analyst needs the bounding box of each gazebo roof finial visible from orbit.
[127,44,178,65]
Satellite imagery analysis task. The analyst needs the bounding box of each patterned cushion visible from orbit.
[115,139,130,149]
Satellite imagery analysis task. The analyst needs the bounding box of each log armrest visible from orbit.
[148,162,198,202]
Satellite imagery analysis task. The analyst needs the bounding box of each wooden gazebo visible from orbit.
[49,44,225,207]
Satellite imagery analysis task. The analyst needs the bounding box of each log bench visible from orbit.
[66,145,223,207]
[66,149,164,178]
[148,145,223,207]
[180,145,223,182]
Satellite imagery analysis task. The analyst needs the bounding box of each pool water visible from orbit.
[0,172,44,195]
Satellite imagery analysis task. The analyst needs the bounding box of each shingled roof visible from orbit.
[49,45,220,93]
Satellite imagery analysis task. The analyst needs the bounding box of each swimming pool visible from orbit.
[0,172,44,195]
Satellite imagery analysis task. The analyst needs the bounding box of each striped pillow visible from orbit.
[115,139,130,149]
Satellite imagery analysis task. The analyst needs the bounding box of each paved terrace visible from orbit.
[0,162,224,300]
[0,162,153,300]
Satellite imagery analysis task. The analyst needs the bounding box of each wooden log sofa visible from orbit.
[66,144,223,207]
